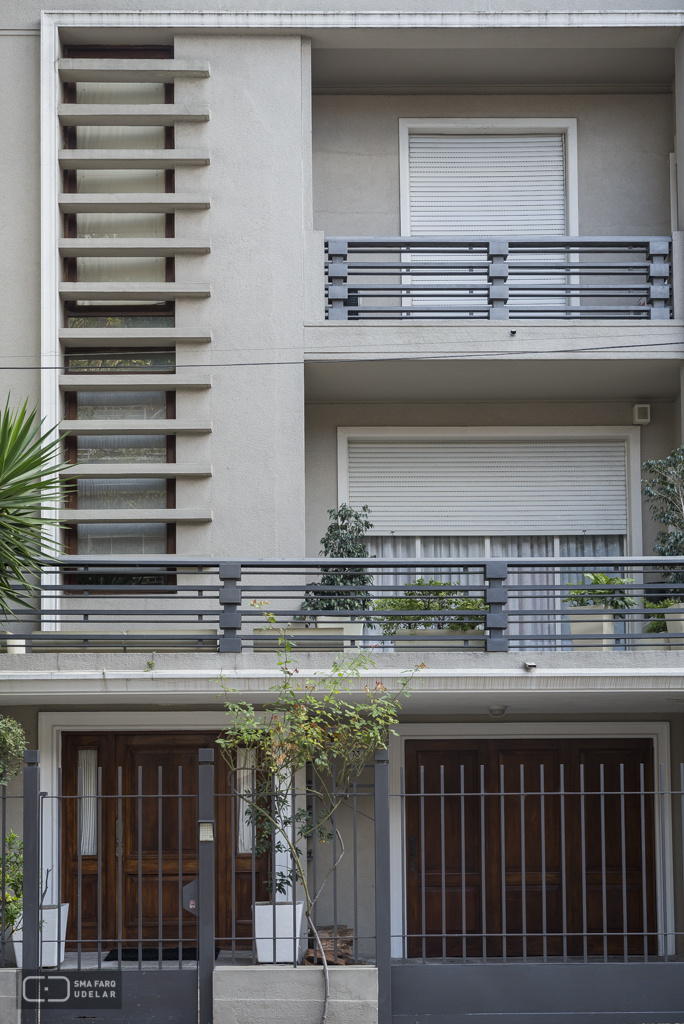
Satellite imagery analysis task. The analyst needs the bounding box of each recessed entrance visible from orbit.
[60,732,268,954]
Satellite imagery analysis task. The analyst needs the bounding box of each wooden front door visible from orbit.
[405,738,657,959]
[61,732,268,951]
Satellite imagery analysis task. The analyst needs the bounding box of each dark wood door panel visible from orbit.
[405,738,657,959]
[61,732,268,951]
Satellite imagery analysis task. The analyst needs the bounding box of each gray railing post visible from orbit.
[487,240,510,319]
[485,561,509,652]
[218,562,242,653]
[327,239,349,320]
[374,748,391,1024]
[22,750,41,1024]
[647,238,672,319]
[198,748,215,1024]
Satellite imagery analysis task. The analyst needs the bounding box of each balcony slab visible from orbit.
[58,59,210,82]
[0,652,683,712]
[59,149,211,169]
[58,103,210,125]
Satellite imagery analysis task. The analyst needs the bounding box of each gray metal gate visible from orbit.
[384,758,684,1024]
[16,749,215,1024]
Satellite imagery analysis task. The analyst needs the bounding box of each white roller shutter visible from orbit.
[407,134,567,236]
[347,440,627,536]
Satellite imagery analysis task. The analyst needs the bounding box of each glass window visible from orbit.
[77,478,167,509]
[75,391,167,420]
[75,257,167,282]
[76,169,165,194]
[65,302,174,329]
[66,350,175,374]
[75,126,166,150]
[76,522,168,555]
[76,435,168,464]
[76,82,165,105]
[76,213,167,239]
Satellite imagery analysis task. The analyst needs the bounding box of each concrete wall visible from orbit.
[312,93,674,237]
[0,972,19,1024]
[171,35,309,558]
[0,33,41,414]
[305,399,676,558]
[213,965,377,1024]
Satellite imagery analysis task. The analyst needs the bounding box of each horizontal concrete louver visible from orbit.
[347,441,628,536]
[407,134,567,236]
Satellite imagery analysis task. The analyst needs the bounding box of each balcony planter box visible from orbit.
[5,904,69,968]
[569,608,614,648]
[664,604,684,645]
[254,617,360,652]
[254,901,305,964]
[392,628,485,649]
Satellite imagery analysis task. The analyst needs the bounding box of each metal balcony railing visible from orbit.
[324,236,672,320]
[4,556,684,653]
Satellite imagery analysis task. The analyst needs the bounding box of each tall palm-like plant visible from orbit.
[0,399,69,616]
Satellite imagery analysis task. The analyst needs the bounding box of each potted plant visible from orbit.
[0,716,69,969]
[563,572,637,647]
[219,610,415,1024]
[255,505,374,651]
[373,577,487,648]
[642,448,684,645]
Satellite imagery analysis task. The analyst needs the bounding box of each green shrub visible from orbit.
[373,578,487,635]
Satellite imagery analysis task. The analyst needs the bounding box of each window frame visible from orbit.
[398,117,579,237]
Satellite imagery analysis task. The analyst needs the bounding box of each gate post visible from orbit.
[374,748,392,1024]
[198,749,215,1024]
[22,750,41,1024]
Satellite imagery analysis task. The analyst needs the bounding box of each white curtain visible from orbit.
[76,169,165,194]
[236,749,256,855]
[365,534,625,648]
[76,82,165,105]
[76,256,166,282]
[78,749,98,857]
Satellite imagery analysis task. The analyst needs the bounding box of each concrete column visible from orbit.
[173,35,308,558]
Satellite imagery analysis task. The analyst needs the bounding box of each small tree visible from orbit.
[0,717,26,783]
[218,607,416,1024]
[642,447,684,590]
[301,504,374,613]
[0,399,68,617]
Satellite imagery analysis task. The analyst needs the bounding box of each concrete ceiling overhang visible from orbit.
[57,24,678,91]
[304,357,684,403]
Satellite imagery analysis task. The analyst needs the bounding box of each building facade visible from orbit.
[1,3,684,1022]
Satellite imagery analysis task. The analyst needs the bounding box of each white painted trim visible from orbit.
[40,16,63,628]
[337,425,642,554]
[39,12,684,30]
[399,117,579,237]
[388,721,674,957]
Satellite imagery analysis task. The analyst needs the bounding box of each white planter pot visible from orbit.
[254,901,305,964]
[568,607,615,648]
[7,905,69,968]
[393,628,485,650]
[254,618,359,652]
[664,604,684,645]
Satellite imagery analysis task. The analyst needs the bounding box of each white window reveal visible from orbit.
[347,439,628,538]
